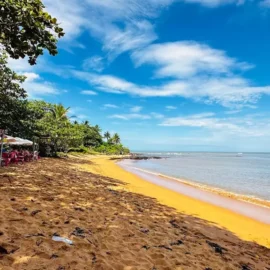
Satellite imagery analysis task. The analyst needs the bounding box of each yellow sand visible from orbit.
[79,156,270,248]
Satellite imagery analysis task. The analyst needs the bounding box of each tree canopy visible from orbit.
[0,0,64,65]
[0,53,28,133]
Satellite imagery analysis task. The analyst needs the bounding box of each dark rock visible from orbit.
[0,246,8,255]
[169,219,180,228]
[92,252,97,264]
[241,264,251,270]
[74,207,84,212]
[10,198,16,201]
[206,241,227,254]
[170,240,183,246]
[142,245,150,250]
[140,228,149,234]
[72,227,85,238]
[157,245,172,251]
[31,210,42,216]
[51,254,59,259]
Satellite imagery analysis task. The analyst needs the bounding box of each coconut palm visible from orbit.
[112,133,120,145]
[104,131,111,142]
[50,104,71,122]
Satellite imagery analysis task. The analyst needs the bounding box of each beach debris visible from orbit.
[0,244,19,255]
[57,267,65,270]
[241,264,252,270]
[31,210,42,216]
[52,235,73,245]
[156,245,172,251]
[10,198,16,201]
[36,239,43,246]
[0,246,8,255]
[51,254,59,259]
[142,245,150,250]
[0,231,3,236]
[169,219,180,228]
[170,240,183,246]
[91,252,97,264]
[140,228,149,234]
[25,233,45,238]
[71,227,85,238]
[74,207,84,212]
[206,241,226,254]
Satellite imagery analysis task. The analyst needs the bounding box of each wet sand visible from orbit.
[0,156,269,270]
[119,160,270,225]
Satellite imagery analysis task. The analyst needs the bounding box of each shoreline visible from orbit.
[79,156,270,247]
[118,161,270,225]
[118,160,270,209]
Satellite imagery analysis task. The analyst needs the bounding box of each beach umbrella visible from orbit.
[9,137,33,146]
[3,135,16,143]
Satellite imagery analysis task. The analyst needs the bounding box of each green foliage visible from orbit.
[0,53,28,133]
[68,146,91,154]
[95,143,130,155]
[104,131,111,142]
[0,0,64,65]
[11,101,130,157]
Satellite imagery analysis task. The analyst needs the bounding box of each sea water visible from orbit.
[123,152,270,201]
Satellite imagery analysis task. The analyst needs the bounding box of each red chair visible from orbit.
[2,153,11,167]
[10,151,24,165]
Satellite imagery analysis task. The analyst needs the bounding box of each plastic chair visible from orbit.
[2,153,11,166]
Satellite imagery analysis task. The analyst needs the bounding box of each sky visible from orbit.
[8,0,270,152]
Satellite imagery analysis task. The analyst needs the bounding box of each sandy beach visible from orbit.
[0,156,270,269]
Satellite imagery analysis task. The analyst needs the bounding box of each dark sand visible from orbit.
[0,157,269,270]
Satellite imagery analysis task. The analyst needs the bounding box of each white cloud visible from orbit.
[73,70,270,108]
[21,73,59,98]
[81,90,98,95]
[103,104,119,109]
[166,106,177,110]
[43,0,244,60]
[183,0,245,7]
[132,41,252,79]
[43,0,165,57]
[224,109,242,115]
[130,106,142,113]
[109,113,151,120]
[83,56,105,72]
[23,73,40,81]
[260,0,270,7]
[151,112,165,119]
[160,112,270,137]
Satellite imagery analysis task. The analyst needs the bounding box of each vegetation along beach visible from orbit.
[1,0,270,269]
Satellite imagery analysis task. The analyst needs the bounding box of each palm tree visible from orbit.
[112,133,120,145]
[104,131,111,142]
[84,120,90,126]
[50,104,71,122]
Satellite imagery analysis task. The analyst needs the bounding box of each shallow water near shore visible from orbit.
[127,152,270,201]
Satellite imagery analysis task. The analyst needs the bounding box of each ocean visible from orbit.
[121,152,270,201]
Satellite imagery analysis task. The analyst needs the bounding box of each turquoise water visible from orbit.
[129,152,270,201]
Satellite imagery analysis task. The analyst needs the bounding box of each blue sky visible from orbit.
[8,0,270,151]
